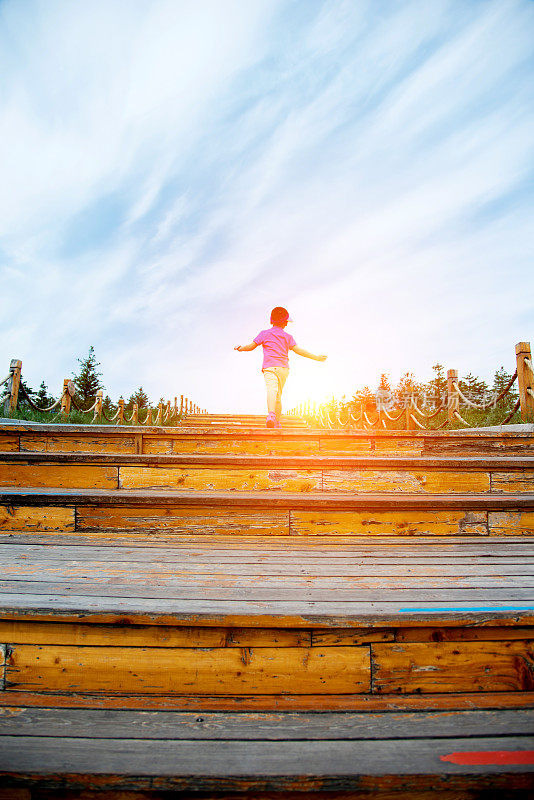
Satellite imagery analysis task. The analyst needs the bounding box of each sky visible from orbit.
[1,0,533,413]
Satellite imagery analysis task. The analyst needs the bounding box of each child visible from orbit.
[234,306,327,427]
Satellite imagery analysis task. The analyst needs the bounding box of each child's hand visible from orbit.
[318,355,327,362]
[234,345,242,351]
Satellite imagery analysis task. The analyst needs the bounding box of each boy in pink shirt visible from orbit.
[234,306,327,427]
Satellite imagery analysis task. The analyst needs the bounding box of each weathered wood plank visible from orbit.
[290,510,489,536]
[0,464,118,490]
[167,439,322,456]
[2,689,534,712]
[492,472,534,493]
[0,434,19,452]
[322,470,490,493]
[372,641,534,693]
[1,707,533,740]
[77,506,289,535]
[489,511,534,536]
[119,466,322,493]
[396,627,534,642]
[0,506,74,532]
[5,644,371,694]
[0,621,310,648]
[1,735,533,775]
[19,435,137,454]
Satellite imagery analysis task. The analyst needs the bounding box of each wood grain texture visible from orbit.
[489,511,534,536]
[1,734,533,776]
[5,644,371,694]
[0,435,19,452]
[77,506,289,535]
[322,470,490,493]
[396,626,534,642]
[0,464,118,489]
[168,439,322,456]
[0,621,310,648]
[2,707,532,740]
[19,435,137,454]
[290,510,488,536]
[372,640,534,693]
[492,472,534,493]
[0,505,74,532]
[119,466,321,493]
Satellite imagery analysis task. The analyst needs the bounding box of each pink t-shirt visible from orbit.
[254,326,296,369]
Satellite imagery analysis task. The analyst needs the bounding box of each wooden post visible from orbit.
[132,403,138,426]
[117,397,125,425]
[94,389,103,422]
[174,397,178,419]
[447,369,459,421]
[516,341,534,422]
[60,379,72,417]
[189,400,193,414]
[180,395,184,415]
[3,359,22,415]
[147,407,153,426]
[156,402,163,426]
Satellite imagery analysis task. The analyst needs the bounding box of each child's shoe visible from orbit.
[274,419,281,428]
[266,412,276,428]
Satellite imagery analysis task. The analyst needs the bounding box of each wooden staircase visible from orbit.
[1,417,533,798]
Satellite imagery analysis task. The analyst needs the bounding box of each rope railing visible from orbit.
[1,359,206,426]
[307,340,533,432]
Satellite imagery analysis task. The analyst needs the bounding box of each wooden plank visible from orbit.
[0,464,118,490]
[0,506,74,532]
[5,644,371,694]
[1,735,533,776]
[77,506,289,535]
[372,640,534,693]
[19,435,137,454]
[290,510,489,536]
[2,707,533,740]
[492,472,534,493]
[0,434,19,452]
[396,627,534,643]
[155,438,322,456]
[489,511,534,536]
[312,629,395,645]
[119,466,322,493]
[323,470,490,494]
[2,689,534,713]
[0,621,310,648]
[2,580,532,603]
[2,593,534,628]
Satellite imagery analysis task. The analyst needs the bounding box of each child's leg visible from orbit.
[263,370,279,415]
[273,368,289,420]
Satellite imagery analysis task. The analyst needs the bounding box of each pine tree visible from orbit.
[35,381,53,408]
[377,374,391,392]
[73,346,103,408]
[458,373,489,405]
[395,372,422,408]
[427,363,447,401]
[126,387,150,410]
[493,366,518,411]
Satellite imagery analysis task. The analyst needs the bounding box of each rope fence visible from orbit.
[289,340,534,432]
[1,359,207,426]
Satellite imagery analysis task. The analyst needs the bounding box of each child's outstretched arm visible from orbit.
[291,345,327,362]
[234,342,259,352]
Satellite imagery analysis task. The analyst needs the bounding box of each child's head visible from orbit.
[270,306,290,327]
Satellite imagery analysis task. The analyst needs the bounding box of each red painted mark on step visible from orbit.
[441,751,534,766]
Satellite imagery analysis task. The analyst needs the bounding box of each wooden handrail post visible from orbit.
[3,359,22,416]
[180,395,184,415]
[189,400,193,414]
[94,390,103,422]
[147,407,153,426]
[60,379,72,417]
[447,369,459,421]
[132,403,138,426]
[117,397,125,425]
[156,402,163,426]
[174,397,178,419]
[516,341,534,422]
[405,399,414,431]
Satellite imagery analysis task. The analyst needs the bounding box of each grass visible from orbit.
[1,406,185,427]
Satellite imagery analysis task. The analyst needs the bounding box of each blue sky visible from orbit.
[1,0,533,412]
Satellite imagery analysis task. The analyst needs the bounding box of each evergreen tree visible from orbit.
[102,394,115,414]
[395,372,422,408]
[458,373,489,405]
[377,373,391,392]
[493,366,518,411]
[35,381,54,408]
[427,363,447,402]
[73,346,103,408]
[126,386,150,410]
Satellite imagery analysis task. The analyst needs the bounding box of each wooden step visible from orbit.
[1,707,533,795]
[1,487,533,537]
[2,422,533,457]
[1,451,533,493]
